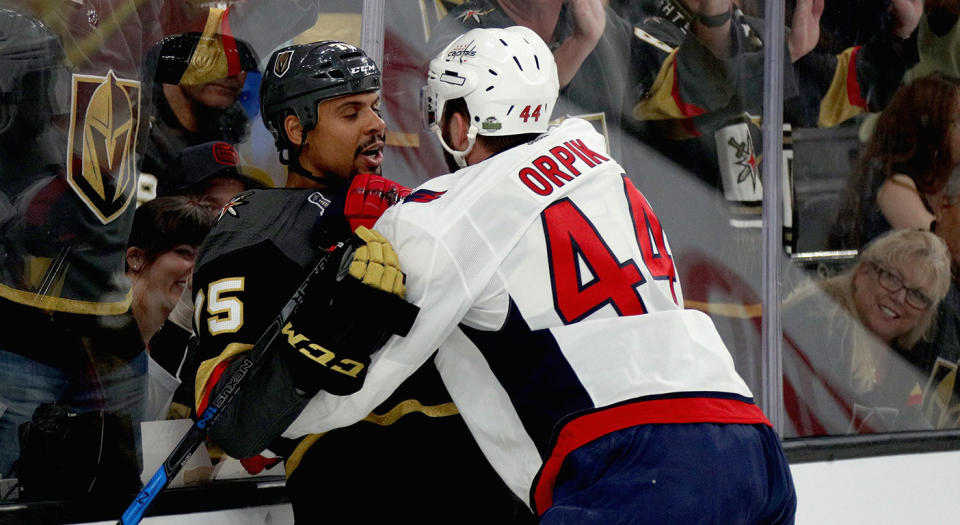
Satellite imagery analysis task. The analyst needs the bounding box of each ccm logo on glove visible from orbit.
[282,322,365,378]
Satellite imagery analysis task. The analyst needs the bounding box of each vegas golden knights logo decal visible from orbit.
[66,71,140,224]
[274,50,294,77]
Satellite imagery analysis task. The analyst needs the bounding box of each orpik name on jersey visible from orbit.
[286,118,762,508]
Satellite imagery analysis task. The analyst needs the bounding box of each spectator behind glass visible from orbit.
[830,74,960,250]
[125,196,217,420]
[426,0,740,165]
[0,7,146,482]
[622,0,921,206]
[904,1,960,82]
[783,229,951,435]
[156,141,271,209]
[911,167,960,428]
[137,17,260,187]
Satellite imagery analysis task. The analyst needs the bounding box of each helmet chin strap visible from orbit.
[281,134,331,186]
[435,126,478,169]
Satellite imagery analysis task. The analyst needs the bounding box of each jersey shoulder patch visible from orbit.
[404,189,447,203]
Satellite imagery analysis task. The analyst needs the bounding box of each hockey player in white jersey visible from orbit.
[285,26,797,524]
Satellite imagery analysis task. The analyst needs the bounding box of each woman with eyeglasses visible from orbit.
[783,229,952,436]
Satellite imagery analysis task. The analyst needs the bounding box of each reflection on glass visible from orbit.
[0,0,325,512]
[830,74,960,251]
[2,0,958,519]
[783,230,951,436]
[0,5,148,503]
[138,30,260,188]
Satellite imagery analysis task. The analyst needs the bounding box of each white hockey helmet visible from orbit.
[421,26,559,167]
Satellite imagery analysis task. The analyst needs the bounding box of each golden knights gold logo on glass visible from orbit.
[66,70,140,224]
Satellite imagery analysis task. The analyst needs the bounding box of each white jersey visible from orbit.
[286,118,759,507]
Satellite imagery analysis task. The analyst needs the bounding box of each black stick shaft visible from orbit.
[117,243,341,524]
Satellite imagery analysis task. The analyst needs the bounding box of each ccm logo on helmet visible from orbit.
[518,138,610,196]
[350,64,377,75]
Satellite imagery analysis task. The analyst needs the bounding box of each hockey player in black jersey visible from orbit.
[192,41,533,524]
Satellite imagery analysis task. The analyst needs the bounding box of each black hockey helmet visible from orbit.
[260,41,381,159]
[148,31,259,86]
[0,7,71,134]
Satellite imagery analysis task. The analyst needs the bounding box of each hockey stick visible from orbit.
[117,242,345,525]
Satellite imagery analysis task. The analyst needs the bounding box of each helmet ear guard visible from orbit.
[420,66,480,168]
[420,66,477,133]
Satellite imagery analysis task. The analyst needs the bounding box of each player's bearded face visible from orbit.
[302,92,385,186]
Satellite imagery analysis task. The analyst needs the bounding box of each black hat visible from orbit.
[157,141,269,197]
[0,7,72,133]
[149,32,259,86]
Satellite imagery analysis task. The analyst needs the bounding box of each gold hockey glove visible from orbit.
[348,226,405,298]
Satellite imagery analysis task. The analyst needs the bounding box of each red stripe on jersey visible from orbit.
[846,46,867,110]
[532,396,771,515]
[220,7,242,77]
[679,115,702,138]
[671,59,706,118]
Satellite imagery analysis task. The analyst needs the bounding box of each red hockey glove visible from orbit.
[344,173,411,232]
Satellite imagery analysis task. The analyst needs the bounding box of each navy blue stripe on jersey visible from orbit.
[404,189,447,203]
[459,298,593,459]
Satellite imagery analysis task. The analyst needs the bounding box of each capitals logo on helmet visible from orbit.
[421,26,558,138]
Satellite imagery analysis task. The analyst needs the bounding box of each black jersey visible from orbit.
[193,187,349,349]
[191,187,533,523]
[190,188,348,452]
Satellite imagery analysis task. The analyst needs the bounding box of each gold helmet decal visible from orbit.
[181,34,226,85]
[273,49,294,77]
[179,8,240,85]
[66,70,140,224]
